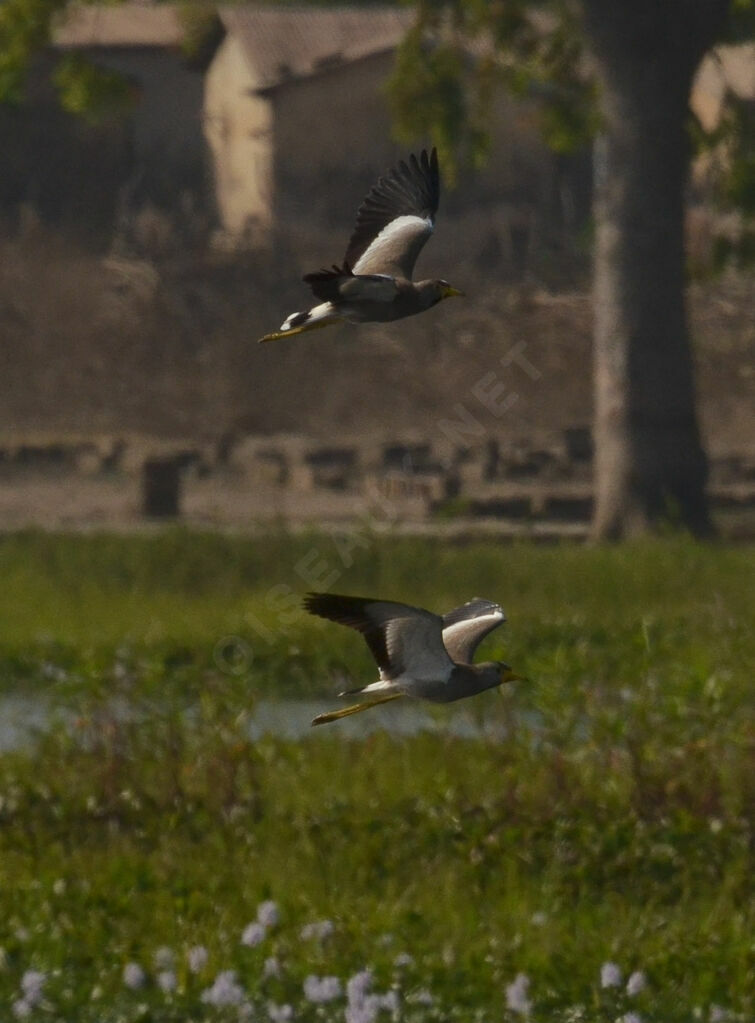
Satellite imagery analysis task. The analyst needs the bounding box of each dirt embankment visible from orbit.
[0,223,752,456]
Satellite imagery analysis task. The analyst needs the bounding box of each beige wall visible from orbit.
[204,40,590,266]
[271,51,403,231]
[204,34,274,239]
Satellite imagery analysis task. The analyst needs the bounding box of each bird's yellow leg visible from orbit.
[258,319,334,344]
[311,692,404,727]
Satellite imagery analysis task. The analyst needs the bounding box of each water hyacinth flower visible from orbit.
[201,970,246,1007]
[12,999,32,1020]
[123,962,146,990]
[187,945,209,973]
[709,1007,728,1022]
[299,919,335,942]
[346,970,400,1023]
[626,971,647,997]
[153,946,175,971]
[268,1003,294,1022]
[618,1014,643,1023]
[506,973,531,1015]
[20,971,47,1005]
[346,997,379,1023]
[347,969,374,1005]
[257,900,280,928]
[393,952,414,968]
[241,921,267,947]
[303,974,342,1003]
[264,956,282,979]
[601,962,622,989]
[157,970,177,993]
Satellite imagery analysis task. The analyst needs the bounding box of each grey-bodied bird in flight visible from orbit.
[304,592,523,726]
[258,149,462,343]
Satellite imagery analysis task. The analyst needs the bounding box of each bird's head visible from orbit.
[496,661,525,686]
[437,279,464,302]
[418,279,464,308]
[476,661,525,694]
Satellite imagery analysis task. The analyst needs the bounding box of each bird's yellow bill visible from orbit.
[311,692,403,726]
[501,668,527,684]
[441,285,464,299]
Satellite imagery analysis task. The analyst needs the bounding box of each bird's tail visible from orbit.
[258,303,338,343]
[311,692,404,727]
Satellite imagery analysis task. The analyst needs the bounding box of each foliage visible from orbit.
[53,52,134,120]
[0,0,67,104]
[0,0,135,121]
[178,2,225,68]
[389,0,753,265]
[0,531,752,1020]
[388,1,599,185]
[702,98,755,270]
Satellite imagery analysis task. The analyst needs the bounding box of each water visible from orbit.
[0,694,515,752]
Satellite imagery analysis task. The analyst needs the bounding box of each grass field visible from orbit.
[0,530,752,1022]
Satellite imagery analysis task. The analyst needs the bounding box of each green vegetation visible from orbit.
[0,530,752,1021]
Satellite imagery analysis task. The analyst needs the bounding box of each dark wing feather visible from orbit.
[303,263,398,304]
[441,599,506,664]
[303,263,354,303]
[344,149,439,271]
[303,592,444,676]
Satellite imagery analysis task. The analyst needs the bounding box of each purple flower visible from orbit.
[505,973,531,1015]
[201,970,245,1007]
[20,971,46,1006]
[153,946,174,971]
[268,1004,293,1022]
[347,969,374,1006]
[300,919,335,941]
[303,974,341,1003]
[123,963,146,990]
[241,921,267,947]
[600,962,622,989]
[257,900,280,928]
[626,971,646,997]
[264,956,282,979]
[187,945,209,973]
[157,970,177,993]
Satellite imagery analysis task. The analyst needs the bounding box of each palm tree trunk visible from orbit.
[583,0,729,538]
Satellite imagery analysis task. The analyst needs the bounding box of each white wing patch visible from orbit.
[441,607,506,664]
[352,215,434,278]
[384,615,453,683]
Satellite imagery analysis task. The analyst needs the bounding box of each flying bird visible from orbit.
[304,592,523,726]
[258,148,462,343]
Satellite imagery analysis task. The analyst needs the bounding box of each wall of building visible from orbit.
[204,34,274,241]
[0,47,208,238]
[271,51,404,232]
[89,47,208,208]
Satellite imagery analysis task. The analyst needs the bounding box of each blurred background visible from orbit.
[0,0,752,537]
[0,2,752,1022]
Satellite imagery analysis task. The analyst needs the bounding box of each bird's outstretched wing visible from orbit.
[303,592,453,680]
[441,599,506,664]
[344,149,439,280]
